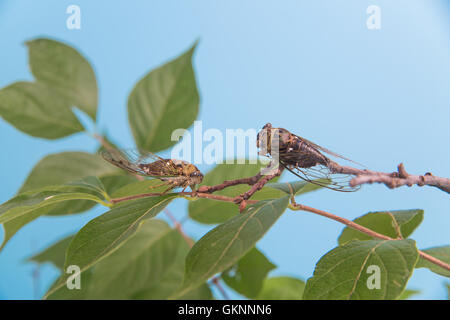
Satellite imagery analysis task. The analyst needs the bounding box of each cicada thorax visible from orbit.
[259,124,330,168]
[279,134,330,168]
[138,159,183,176]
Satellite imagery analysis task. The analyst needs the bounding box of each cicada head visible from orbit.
[189,170,204,185]
[257,123,273,156]
[182,163,204,185]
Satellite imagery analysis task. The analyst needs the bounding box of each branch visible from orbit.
[329,161,450,194]
[197,173,263,193]
[163,208,229,299]
[233,166,284,211]
[289,199,450,273]
[110,192,259,205]
[197,161,278,194]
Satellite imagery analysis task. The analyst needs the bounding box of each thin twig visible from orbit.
[111,192,259,205]
[163,208,229,299]
[164,208,194,247]
[329,161,450,194]
[92,133,115,151]
[197,173,263,193]
[233,166,284,211]
[211,277,230,300]
[289,200,450,273]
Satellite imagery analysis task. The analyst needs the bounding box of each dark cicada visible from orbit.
[257,123,362,192]
[100,149,203,193]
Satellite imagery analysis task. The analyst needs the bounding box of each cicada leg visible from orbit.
[160,184,176,194]
[148,181,170,190]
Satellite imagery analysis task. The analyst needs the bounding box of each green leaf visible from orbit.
[256,276,305,300]
[44,269,94,300]
[0,181,108,225]
[222,247,276,298]
[46,220,212,300]
[173,196,289,298]
[28,234,75,270]
[87,220,210,299]
[338,209,424,245]
[0,81,83,139]
[110,179,171,199]
[128,42,199,152]
[98,175,138,196]
[398,289,420,300]
[26,38,98,120]
[446,283,450,299]
[189,161,283,224]
[44,195,175,298]
[416,246,450,278]
[20,151,119,192]
[0,180,108,250]
[303,240,419,300]
[266,180,328,196]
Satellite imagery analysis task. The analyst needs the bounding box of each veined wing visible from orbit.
[293,134,365,168]
[100,148,180,177]
[280,159,360,192]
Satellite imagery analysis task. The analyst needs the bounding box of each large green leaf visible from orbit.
[128,42,199,152]
[0,179,108,225]
[110,179,171,199]
[26,38,98,120]
[173,196,289,298]
[398,289,420,300]
[0,81,83,139]
[188,161,284,224]
[20,152,119,192]
[87,220,211,299]
[19,151,121,216]
[44,195,175,298]
[416,246,450,278]
[28,234,75,270]
[0,178,108,250]
[303,240,419,300]
[1,175,134,253]
[256,276,305,300]
[338,209,424,245]
[45,220,212,300]
[222,247,276,298]
[266,180,328,196]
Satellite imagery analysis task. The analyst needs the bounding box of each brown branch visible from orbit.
[164,208,194,247]
[329,161,450,194]
[289,200,450,273]
[92,133,115,151]
[233,166,284,211]
[197,173,263,193]
[197,161,279,194]
[110,191,259,205]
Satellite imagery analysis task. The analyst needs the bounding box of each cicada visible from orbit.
[100,149,204,193]
[257,123,362,192]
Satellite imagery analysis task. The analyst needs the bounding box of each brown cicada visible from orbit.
[257,123,362,192]
[100,149,203,193]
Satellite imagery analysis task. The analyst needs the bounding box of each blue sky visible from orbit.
[0,0,449,299]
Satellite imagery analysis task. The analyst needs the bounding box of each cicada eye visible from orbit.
[190,171,199,177]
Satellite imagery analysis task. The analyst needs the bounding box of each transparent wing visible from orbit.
[293,134,365,168]
[280,160,360,192]
[100,148,179,177]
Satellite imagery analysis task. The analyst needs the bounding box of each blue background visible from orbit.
[0,0,449,299]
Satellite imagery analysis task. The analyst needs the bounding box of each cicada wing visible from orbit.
[292,134,365,168]
[100,148,180,178]
[100,148,149,176]
[279,160,360,192]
